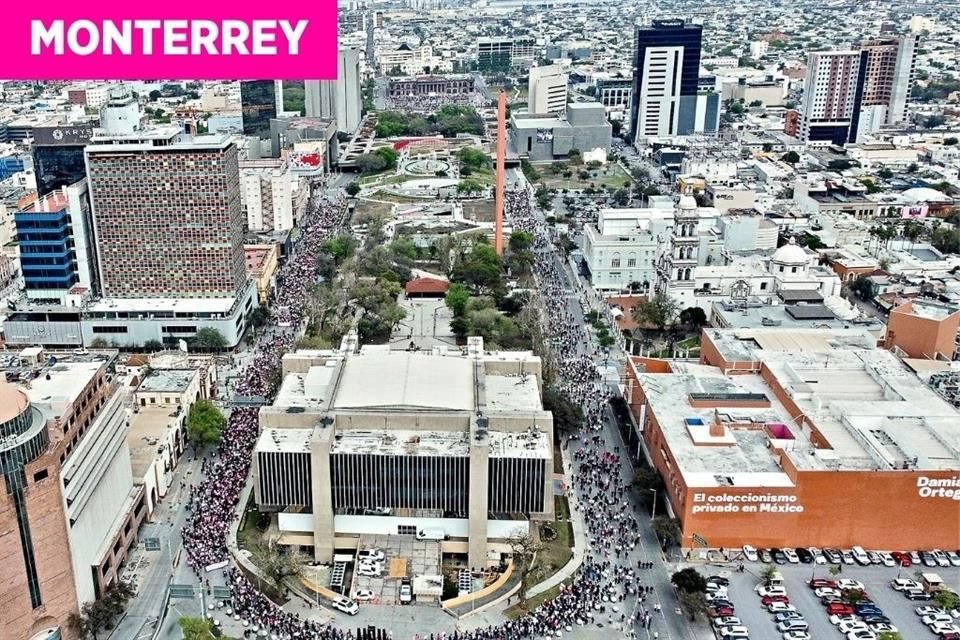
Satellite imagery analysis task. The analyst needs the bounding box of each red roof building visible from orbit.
[405,277,449,298]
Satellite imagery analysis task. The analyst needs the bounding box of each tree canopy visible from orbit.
[671,567,707,594]
[191,327,227,351]
[187,400,226,450]
[632,292,680,332]
[178,617,216,640]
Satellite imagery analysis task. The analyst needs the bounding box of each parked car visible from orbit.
[399,578,413,605]
[760,549,774,563]
[905,589,934,601]
[826,603,855,616]
[947,551,960,567]
[809,578,837,589]
[357,549,385,562]
[742,545,759,562]
[710,605,736,617]
[845,630,877,640]
[921,551,939,567]
[783,548,800,563]
[782,632,810,640]
[830,614,859,626]
[891,551,912,567]
[838,620,869,634]
[815,587,841,598]
[823,548,843,564]
[917,606,949,617]
[712,616,742,628]
[910,551,922,565]
[768,602,797,613]
[851,546,871,565]
[922,614,954,626]
[878,552,896,567]
[808,547,827,564]
[708,576,731,587]
[837,579,865,591]
[933,550,952,567]
[796,548,813,563]
[777,619,808,632]
[331,598,359,615]
[891,579,923,592]
[775,611,803,622]
[771,548,788,564]
[840,549,856,564]
[718,625,750,638]
[762,595,790,606]
[759,586,788,598]
[353,589,375,601]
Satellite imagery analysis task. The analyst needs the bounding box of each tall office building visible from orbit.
[304,80,335,120]
[15,181,99,304]
[0,356,146,640]
[528,65,569,115]
[629,19,704,142]
[859,36,917,126]
[798,51,864,146]
[241,80,284,137]
[32,125,94,198]
[85,93,246,299]
[335,50,363,132]
[477,38,513,72]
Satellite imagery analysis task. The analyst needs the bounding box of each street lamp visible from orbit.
[649,488,658,522]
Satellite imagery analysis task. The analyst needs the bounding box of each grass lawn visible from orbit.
[537,162,631,191]
[529,495,573,579]
[676,336,701,350]
[358,171,403,186]
[237,502,264,550]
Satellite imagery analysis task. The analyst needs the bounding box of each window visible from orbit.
[760,282,768,290]
[611,258,621,268]
[92,325,127,334]
[791,266,798,273]
[398,525,417,536]
[33,469,48,483]
[627,258,636,268]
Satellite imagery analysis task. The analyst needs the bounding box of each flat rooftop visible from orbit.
[86,296,237,314]
[333,352,475,412]
[706,327,878,364]
[137,369,196,394]
[127,406,179,477]
[711,301,885,335]
[484,374,542,412]
[24,361,103,412]
[642,346,960,487]
[907,301,957,321]
[332,430,471,457]
[256,428,312,454]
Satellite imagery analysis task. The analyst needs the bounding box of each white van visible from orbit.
[851,546,871,565]
[416,528,447,541]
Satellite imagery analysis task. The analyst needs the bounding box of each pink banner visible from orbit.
[6,3,338,79]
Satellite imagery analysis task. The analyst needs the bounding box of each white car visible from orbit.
[719,625,750,638]
[878,552,896,567]
[830,614,858,626]
[839,620,869,634]
[815,587,841,598]
[331,598,359,615]
[930,622,960,636]
[782,632,810,640]
[840,549,856,564]
[706,591,729,602]
[846,631,876,640]
[353,589,375,601]
[922,613,953,626]
[947,551,960,567]
[758,585,788,598]
[783,548,800,563]
[357,549,385,562]
[777,620,808,632]
[768,602,797,613]
[713,616,742,628]
[742,545,759,562]
[869,623,897,634]
[891,579,922,592]
[357,563,383,577]
[916,606,947,617]
[808,547,827,565]
[933,550,952,567]
[837,579,865,591]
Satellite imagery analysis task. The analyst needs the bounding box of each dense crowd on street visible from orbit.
[177,181,660,639]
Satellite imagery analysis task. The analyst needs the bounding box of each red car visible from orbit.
[892,551,912,567]
[808,578,837,589]
[825,603,854,616]
[761,595,789,606]
[710,605,735,617]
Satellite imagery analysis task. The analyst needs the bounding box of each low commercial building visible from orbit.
[884,300,960,361]
[510,103,612,162]
[245,244,280,305]
[625,329,960,551]
[253,341,554,569]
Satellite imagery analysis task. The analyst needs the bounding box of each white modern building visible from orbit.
[528,65,568,115]
[240,159,296,232]
[254,342,554,570]
[306,50,363,132]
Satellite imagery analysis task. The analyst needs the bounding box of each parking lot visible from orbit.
[703,559,959,639]
[351,535,441,605]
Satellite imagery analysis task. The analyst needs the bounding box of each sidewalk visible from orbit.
[526,443,587,598]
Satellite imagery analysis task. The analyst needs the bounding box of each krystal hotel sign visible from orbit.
[6,2,338,79]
